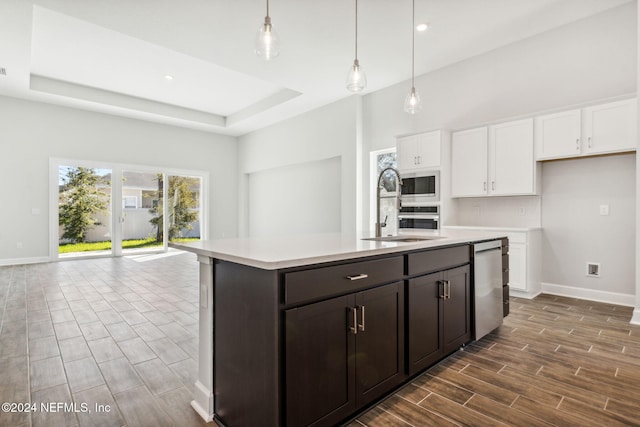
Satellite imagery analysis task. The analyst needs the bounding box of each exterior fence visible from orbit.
[58,208,200,243]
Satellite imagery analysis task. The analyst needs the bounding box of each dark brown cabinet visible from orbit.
[285,282,404,427]
[407,265,471,376]
[501,237,510,317]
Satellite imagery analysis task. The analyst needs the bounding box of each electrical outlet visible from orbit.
[16,241,22,249]
[474,206,480,216]
[519,207,526,216]
[599,205,609,216]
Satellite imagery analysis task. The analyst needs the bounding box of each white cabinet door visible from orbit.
[451,127,488,197]
[535,109,581,160]
[416,131,441,169]
[397,131,442,173]
[584,98,637,155]
[489,118,535,196]
[507,243,527,291]
[396,135,420,173]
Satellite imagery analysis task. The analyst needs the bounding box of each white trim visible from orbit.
[0,257,50,267]
[540,282,635,307]
[191,380,214,422]
[630,309,640,325]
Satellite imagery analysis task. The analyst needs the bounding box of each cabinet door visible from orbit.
[442,265,471,355]
[355,282,405,403]
[285,295,356,427]
[396,135,420,173]
[584,99,637,155]
[416,131,441,169]
[489,119,535,196]
[407,272,443,375]
[535,109,581,160]
[451,127,488,197]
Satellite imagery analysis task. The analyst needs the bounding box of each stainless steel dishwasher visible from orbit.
[473,240,503,340]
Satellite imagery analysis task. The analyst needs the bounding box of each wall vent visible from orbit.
[586,262,600,278]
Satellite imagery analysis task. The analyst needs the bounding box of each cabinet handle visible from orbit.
[358,305,366,332]
[417,155,421,164]
[588,136,592,148]
[346,274,368,281]
[483,181,487,192]
[446,280,451,300]
[576,138,580,151]
[492,181,496,191]
[439,281,446,299]
[348,307,358,335]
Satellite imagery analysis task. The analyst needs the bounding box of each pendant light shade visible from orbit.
[255,0,280,60]
[346,0,366,92]
[404,87,422,114]
[404,0,422,114]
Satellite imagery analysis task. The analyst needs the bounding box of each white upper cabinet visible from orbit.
[451,127,488,197]
[397,130,442,173]
[489,118,535,196]
[535,98,637,160]
[452,119,536,198]
[583,98,637,155]
[535,109,581,160]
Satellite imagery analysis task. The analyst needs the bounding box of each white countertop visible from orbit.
[170,229,507,270]
[443,225,541,232]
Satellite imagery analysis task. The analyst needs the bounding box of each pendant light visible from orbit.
[255,0,280,60]
[346,0,367,92]
[404,0,422,114]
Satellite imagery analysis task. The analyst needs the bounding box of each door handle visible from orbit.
[358,305,366,332]
[348,307,358,335]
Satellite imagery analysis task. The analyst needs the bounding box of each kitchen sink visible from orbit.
[361,235,444,242]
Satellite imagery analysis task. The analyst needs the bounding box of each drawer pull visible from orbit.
[346,274,369,281]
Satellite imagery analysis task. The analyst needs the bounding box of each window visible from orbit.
[123,196,138,209]
[369,149,398,234]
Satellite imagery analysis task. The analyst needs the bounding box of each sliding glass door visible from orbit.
[57,164,113,258]
[51,159,207,260]
[121,170,165,254]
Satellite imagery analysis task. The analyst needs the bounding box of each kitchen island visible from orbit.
[171,229,506,427]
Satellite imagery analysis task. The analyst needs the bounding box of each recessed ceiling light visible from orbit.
[164,74,174,81]
[416,23,429,32]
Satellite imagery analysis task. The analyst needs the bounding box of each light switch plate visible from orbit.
[599,205,609,216]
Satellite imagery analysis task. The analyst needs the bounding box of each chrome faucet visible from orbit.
[376,167,403,237]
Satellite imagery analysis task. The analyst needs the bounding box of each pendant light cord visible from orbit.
[411,0,415,87]
[355,0,359,60]
[266,0,270,18]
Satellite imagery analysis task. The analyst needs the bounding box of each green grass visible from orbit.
[58,237,199,253]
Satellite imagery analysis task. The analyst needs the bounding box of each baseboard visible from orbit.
[630,309,640,325]
[540,282,635,307]
[0,256,49,266]
[509,288,542,300]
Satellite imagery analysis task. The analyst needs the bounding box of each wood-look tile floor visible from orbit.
[349,294,640,427]
[2,253,640,426]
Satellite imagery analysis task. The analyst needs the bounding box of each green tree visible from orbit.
[58,167,109,243]
[148,175,199,242]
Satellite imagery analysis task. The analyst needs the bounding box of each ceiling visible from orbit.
[0,0,632,136]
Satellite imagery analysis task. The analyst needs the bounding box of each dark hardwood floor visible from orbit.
[1,253,639,426]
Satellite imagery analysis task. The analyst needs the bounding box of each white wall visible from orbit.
[541,154,636,297]
[361,3,636,302]
[238,96,359,237]
[0,95,238,263]
[248,157,341,237]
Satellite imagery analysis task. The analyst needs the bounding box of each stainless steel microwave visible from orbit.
[400,170,440,204]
